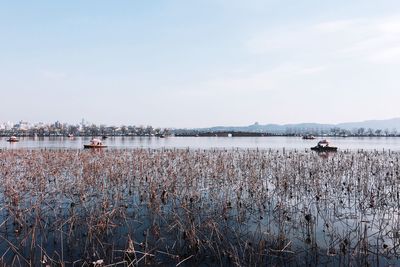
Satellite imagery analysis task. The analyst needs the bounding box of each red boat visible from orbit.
[84,138,107,149]
[6,136,19,142]
[302,135,316,140]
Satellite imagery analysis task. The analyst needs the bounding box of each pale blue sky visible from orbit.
[1,1,400,127]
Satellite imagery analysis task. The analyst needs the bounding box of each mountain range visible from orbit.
[192,118,400,134]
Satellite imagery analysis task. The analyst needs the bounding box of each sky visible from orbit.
[1,1,400,128]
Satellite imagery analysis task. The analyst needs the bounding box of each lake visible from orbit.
[1,136,400,150]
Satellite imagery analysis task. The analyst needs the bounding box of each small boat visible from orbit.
[311,140,337,152]
[302,135,316,140]
[6,136,19,142]
[67,134,74,138]
[102,135,108,139]
[84,138,107,149]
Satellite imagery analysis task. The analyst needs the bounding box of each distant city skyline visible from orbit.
[1,1,400,127]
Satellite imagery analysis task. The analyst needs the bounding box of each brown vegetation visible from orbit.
[0,148,399,266]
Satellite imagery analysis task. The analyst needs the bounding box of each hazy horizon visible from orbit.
[1,1,400,128]
[3,116,400,130]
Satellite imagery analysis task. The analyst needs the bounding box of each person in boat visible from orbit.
[311,139,337,151]
[7,136,19,142]
[91,138,102,146]
[317,140,330,147]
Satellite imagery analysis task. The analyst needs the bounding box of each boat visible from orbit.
[6,136,19,142]
[302,134,316,140]
[102,135,108,139]
[83,138,107,149]
[311,140,337,152]
[67,134,74,138]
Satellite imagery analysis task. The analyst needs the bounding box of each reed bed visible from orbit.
[0,148,399,266]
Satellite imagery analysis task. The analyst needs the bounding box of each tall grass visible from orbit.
[0,148,399,266]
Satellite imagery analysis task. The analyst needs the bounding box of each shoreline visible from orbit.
[2,134,400,138]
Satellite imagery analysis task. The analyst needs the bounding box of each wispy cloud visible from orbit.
[39,69,67,80]
[178,63,326,97]
[339,17,400,63]
[314,19,361,32]
[247,16,400,64]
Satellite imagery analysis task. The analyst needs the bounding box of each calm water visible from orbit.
[1,136,400,150]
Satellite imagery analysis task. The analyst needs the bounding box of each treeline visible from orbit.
[174,127,400,137]
[284,127,399,137]
[0,123,170,137]
[2,122,399,138]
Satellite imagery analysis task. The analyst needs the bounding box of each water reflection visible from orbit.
[314,151,337,159]
[1,136,400,150]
